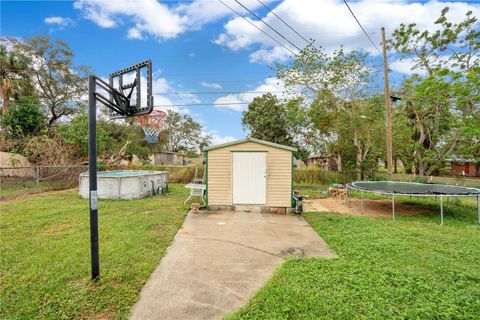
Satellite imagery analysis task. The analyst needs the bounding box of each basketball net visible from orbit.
[137,110,166,144]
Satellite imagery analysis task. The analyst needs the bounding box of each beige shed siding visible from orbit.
[207,141,292,207]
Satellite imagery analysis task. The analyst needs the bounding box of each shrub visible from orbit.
[1,96,46,137]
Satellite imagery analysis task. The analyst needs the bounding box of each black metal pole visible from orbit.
[88,75,100,281]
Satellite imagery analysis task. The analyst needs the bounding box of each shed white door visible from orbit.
[232,152,267,204]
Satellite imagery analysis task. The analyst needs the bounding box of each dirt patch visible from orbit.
[306,197,436,217]
[0,188,76,202]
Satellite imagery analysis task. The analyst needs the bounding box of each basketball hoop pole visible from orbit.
[86,60,153,281]
[88,75,100,281]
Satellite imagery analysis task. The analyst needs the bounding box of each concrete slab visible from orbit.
[130,211,336,320]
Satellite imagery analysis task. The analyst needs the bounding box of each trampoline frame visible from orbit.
[345,181,480,225]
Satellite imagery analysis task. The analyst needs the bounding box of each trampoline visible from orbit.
[346,181,480,225]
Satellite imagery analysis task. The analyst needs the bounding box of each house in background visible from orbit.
[149,151,186,165]
[307,155,337,171]
[446,157,480,177]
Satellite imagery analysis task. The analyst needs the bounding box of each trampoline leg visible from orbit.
[440,195,444,226]
[392,194,395,221]
[477,196,479,225]
[361,191,364,214]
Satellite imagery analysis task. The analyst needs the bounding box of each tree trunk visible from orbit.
[335,154,342,172]
[1,90,9,143]
[353,134,363,180]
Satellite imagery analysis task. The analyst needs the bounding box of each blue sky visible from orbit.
[2,0,479,144]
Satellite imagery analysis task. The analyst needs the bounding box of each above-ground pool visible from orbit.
[79,170,168,200]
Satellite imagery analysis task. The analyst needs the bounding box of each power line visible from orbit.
[216,0,297,56]
[256,0,310,44]
[164,90,286,95]
[233,0,302,52]
[157,102,250,107]
[343,0,383,56]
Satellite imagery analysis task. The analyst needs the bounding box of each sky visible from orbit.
[2,0,479,145]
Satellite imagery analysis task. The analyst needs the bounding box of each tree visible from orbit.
[18,36,88,127]
[277,44,384,176]
[1,96,46,137]
[389,7,479,175]
[57,112,114,159]
[242,93,307,161]
[199,134,212,152]
[0,38,34,142]
[163,110,204,152]
[242,94,293,144]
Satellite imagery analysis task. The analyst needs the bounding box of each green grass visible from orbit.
[228,202,480,319]
[0,185,189,319]
[0,178,64,198]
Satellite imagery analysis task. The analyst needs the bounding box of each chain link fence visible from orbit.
[294,169,480,187]
[0,165,203,199]
[1,165,478,200]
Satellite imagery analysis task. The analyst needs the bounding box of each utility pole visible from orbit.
[381,27,393,179]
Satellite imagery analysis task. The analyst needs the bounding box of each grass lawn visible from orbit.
[0,178,65,199]
[0,185,188,319]
[228,201,480,319]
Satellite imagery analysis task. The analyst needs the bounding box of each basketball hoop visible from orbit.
[138,110,166,143]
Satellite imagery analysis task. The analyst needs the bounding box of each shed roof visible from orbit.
[204,138,297,152]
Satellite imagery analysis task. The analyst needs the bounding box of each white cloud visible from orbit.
[72,0,480,67]
[74,0,186,39]
[174,0,266,30]
[214,77,286,112]
[207,132,238,145]
[215,0,480,64]
[200,82,223,89]
[127,27,143,40]
[73,0,268,41]
[44,16,75,27]
[390,58,428,76]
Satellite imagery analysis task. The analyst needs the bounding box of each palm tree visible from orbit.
[0,39,33,142]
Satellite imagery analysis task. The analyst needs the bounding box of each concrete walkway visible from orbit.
[130,211,336,320]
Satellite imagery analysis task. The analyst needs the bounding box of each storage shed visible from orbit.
[204,138,296,213]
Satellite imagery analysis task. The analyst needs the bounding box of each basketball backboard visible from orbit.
[94,59,153,118]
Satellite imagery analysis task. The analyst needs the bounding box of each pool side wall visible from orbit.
[79,171,168,199]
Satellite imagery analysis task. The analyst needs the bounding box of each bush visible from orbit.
[57,113,115,158]
[1,96,46,137]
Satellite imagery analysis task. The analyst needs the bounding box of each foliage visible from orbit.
[57,113,115,159]
[0,186,188,319]
[277,45,384,175]
[389,7,480,175]
[17,36,89,127]
[103,120,151,163]
[242,93,293,144]
[163,110,208,152]
[242,93,307,161]
[22,134,79,165]
[1,96,46,137]
[228,206,480,319]
[0,38,35,142]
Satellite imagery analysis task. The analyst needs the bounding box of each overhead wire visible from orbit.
[163,90,286,95]
[255,0,310,44]
[343,0,383,56]
[216,0,297,56]
[156,102,249,107]
[233,0,302,52]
